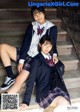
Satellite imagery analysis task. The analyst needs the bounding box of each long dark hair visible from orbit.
[38,35,53,54]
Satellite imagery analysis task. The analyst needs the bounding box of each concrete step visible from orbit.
[64,69,80,89]
[0,19,62,32]
[0,8,57,20]
[0,0,53,8]
[1,83,80,106]
[59,54,79,71]
[68,87,80,99]
[57,41,75,55]
[0,18,61,32]
[1,68,80,90]
[0,30,68,46]
[0,55,79,86]
[0,69,80,110]
[0,38,74,55]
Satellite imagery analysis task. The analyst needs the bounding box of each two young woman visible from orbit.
[0,6,70,111]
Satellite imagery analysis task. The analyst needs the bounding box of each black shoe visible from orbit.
[0,77,15,91]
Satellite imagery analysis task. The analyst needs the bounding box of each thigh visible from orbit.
[1,44,17,61]
[15,70,29,84]
[50,96,69,107]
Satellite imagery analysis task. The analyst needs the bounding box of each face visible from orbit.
[33,10,46,24]
[40,41,52,54]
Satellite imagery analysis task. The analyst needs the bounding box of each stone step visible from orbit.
[71,98,80,104]
[0,18,61,32]
[0,70,80,109]
[0,37,74,55]
[0,0,53,8]
[0,8,57,11]
[1,83,80,106]
[0,8,57,20]
[0,30,68,46]
[0,19,62,29]
[0,56,79,86]
[57,41,75,55]
[64,69,80,89]
[0,68,80,90]
[68,87,80,99]
[59,54,79,71]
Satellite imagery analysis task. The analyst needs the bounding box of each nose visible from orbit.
[36,14,40,19]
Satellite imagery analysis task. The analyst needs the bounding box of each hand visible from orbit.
[53,55,58,64]
[19,103,28,111]
[17,63,23,73]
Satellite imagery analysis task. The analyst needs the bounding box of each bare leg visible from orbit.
[7,70,29,93]
[43,96,69,112]
[50,96,69,107]
[0,44,16,66]
[0,44,18,90]
[0,44,29,92]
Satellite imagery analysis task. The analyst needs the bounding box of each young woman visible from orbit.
[20,35,70,111]
[0,6,58,93]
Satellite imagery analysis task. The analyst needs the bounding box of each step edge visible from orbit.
[0,18,61,23]
[0,8,57,11]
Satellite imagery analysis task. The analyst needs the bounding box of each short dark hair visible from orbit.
[38,35,53,53]
[31,6,45,17]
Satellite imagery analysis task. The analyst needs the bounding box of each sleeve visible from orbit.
[54,60,65,77]
[49,26,58,55]
[19,23,33,61]
[22,59,39,105]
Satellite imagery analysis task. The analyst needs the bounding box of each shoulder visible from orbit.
[50,25,57,29]
[47,20,54,27]
[27,23,33,29]
[46,20,57,30]
[25,23,33,34]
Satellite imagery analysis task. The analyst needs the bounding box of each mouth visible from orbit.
[45,50,49,52]
[38,18,42,21]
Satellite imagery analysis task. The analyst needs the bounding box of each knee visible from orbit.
[15,76,23,85]
[0,44,8,53]
[15,77,20,84]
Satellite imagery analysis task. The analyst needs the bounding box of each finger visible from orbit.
[20,67,22,72]
[18,67,20,73]
[18,67,21,73]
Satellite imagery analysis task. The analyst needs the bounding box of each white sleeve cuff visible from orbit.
[19,59,25,64]
[53,53,57,56]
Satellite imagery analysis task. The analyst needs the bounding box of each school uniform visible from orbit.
[22,53,70,109]
[16,20,58,71]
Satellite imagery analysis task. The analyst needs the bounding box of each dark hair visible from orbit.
[31,6,45,17]
[38,35,53,53]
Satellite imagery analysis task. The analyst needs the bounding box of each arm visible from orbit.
[54,60,65,77]
[19,23,33,63]
[49,26,58,55]
[22,58,39,105]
